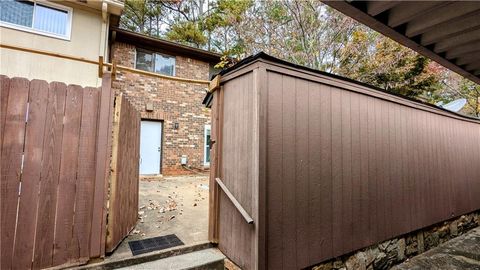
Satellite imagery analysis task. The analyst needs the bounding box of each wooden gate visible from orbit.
[0,74,114,269]
[106,93,141,252]
[1,74,140,269]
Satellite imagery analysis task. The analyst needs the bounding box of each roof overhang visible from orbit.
[322,1,480,85]
[110,27,222,64]
[71,0,124,16]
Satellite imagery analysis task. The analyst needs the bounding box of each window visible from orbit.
[0,0,72,39]
[204,125,211,166]
[135,48,176,76]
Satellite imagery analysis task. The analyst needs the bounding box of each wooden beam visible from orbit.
[434,29,480,53]
[366,1,400,16]
[209,75,221,93]
[215,178,254,224]
[405,2,480,37]
[456,55,480,66]
[115,65,210,84]
[445,42,480,60]
[466,62,480,72]
[0,43,211,85]
[92,72,114,257]
[388,2,444,28]
[106,93,122,251]
[0,43,98,65]
[98,56,104,78]
[420,14,480,45]
[321,1,480,85]
[452,51,480,65]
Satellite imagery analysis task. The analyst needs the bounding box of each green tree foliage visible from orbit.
[120,0,163,36]
[166,21,207,47]
[120,0,479,117]
[337,36,442,97]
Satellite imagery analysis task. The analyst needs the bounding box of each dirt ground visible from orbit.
[106,174,210,261]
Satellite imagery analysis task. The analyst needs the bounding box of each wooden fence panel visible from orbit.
[106,93,141,252]
[73,87,100,261]
[53,85,84,266]
[13,80,49,269]
[33,82,67,269]
[92,73,115,258]
[212,59,480,269]
[1,77,29,270]
[0,75,117,269]
[261,69,480,269]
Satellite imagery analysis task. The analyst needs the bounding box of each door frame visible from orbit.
[140,119,164,175]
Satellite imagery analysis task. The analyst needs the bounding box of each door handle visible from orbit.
[158,147,161,152]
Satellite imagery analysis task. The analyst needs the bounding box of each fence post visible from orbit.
[90,72,114,258]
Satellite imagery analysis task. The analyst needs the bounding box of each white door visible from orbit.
[140,121,162,174]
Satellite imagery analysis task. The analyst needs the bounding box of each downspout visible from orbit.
[98,1,109,86]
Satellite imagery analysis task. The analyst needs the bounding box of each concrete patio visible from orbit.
[106,174,210,262]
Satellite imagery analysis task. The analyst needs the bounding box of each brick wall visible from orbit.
[111,42,211,175]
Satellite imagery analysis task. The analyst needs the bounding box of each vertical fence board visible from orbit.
[1,75,10,147]
[53,85,83,266]
[73,87,100,262]
[319,85,333,259]
[0,77,29,270]
[33,82,67,269]
[93,73,114,257]
[331,89,343,256]
[350,94,362,250]
[366,97,378,243]
[13,80,49,269]
[106,93,141,253]
[340,91,353,253]
[1,75,130,270]
[282,76,297,269]
[295,79,309,267]
[307,82,323,264]
[266,72,283,269]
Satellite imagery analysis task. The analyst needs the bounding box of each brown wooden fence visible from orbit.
[106,93,141,252]
[208,54,480,269]
[1,74,140,269]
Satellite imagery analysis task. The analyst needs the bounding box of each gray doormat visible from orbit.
[128,234,184,256]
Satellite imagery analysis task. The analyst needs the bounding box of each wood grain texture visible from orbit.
[13,79,49,269]
[95,73,115,257]
[72,87,100,262]
[217,72,257,270]
[33,82,67,269]
[0,75,121,269]
[106,94,141,252]
[53,84,83,266]
[215,62,480,269]
[1,77,29,270]
[1,75,10,147]
[263,72,480,269]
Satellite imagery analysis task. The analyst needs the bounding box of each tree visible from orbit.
[120,0,163,36]
[120,0,479,117]
[336,36,442,98]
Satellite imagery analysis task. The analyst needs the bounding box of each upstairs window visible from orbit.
[0,0,72,39]
[135,49,176,76]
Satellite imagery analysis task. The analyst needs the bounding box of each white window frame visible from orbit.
[0,0,73,40]
[204,124,211,166]
[134,47,176,76]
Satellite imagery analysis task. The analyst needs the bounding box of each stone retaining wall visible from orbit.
[312,211,480,270]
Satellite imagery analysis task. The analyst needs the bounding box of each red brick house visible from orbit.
[109,27,221,175]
